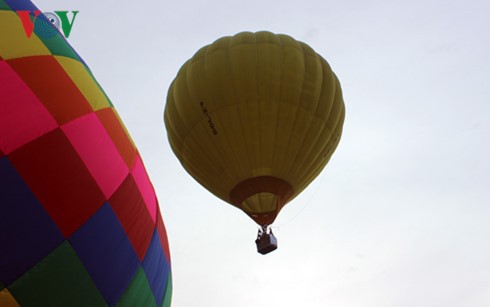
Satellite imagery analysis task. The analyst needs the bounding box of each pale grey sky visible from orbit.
[36,0,490,306]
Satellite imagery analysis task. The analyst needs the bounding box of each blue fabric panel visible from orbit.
[3,0,38,11]
[142,231,170,307]
[0,157,64,285]
[69,203,139,306]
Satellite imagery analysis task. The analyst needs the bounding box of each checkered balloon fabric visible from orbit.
[0,0,172,306]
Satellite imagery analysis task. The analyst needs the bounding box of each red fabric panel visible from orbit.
[9,128,106,237]
[109,174,154,261]
[6,56,92,125]
[0,60,58,154]
[62,113,129,198]
[95,108,137,168]
[130,156,157,223]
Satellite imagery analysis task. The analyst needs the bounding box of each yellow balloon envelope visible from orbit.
[165,31,345,226]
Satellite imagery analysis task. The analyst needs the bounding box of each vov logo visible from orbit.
[17,11,79,39]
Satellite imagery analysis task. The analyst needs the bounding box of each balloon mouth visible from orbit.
[229,176,294,225]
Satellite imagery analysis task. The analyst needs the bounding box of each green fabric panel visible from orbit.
[116,267,157,307]
[0,281,4,291]
[9,241,106,307]
[161,271,172,307]
[41,33,81,62]
[0,0,10,11]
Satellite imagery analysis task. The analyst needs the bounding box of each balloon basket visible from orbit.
[255,229,278,255]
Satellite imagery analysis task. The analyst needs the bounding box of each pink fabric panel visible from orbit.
[0,61,58,154]
[131,155,157,222]
[62,112,129,198]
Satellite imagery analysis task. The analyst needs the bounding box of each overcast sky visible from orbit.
[34,0,490,306]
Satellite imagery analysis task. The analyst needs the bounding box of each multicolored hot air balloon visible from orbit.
[0,0,172,305]
[164,31,345,254]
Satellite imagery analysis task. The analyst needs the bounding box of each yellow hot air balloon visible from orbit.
[164,31,344,253]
